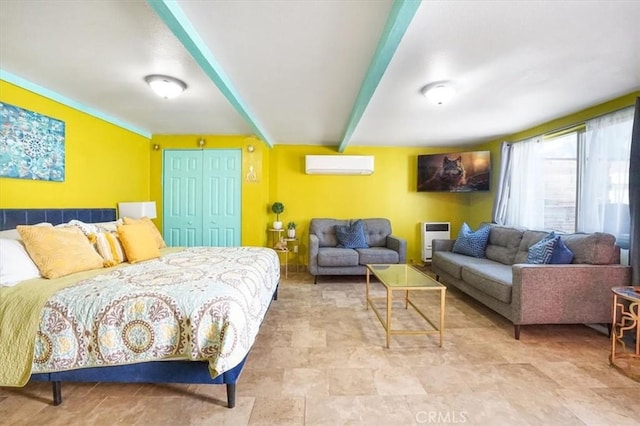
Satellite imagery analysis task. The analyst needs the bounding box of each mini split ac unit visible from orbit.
[305,155,374,175]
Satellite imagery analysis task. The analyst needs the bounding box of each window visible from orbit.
[500,106,634,238]
[542,132,578,233]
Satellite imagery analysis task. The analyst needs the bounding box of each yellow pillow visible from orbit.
[117,224,160,264]
[123,216,166,248]
[17,225,104,279]
[95,231,127,266]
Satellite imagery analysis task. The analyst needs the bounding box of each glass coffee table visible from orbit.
[365,264,446,348]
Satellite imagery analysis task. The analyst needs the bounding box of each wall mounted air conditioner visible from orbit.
[305,155,374,175]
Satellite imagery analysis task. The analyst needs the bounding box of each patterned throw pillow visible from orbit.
[335,219,368,249]
[95,231,127,266]
[549,237,574,264]
[452,223,490,258]
[527,232,558,264]
[65,219,100,237]
[93,219,124,233]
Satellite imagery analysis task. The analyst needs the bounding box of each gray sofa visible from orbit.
[308,218,407,284]
[432,224,632,339]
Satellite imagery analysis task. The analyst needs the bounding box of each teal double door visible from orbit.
[163,149,241,247]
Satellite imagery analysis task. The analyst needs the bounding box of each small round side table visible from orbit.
[610,286,640,381]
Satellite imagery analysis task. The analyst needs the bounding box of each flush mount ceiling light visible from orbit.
[421,82,456,105]
[144,75,187,99]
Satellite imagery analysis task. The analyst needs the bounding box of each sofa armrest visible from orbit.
[511,264,632,324]
[433,239,455,253]
[386,234,407,263]
[308,234,320,274]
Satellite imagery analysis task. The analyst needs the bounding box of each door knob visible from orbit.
[188,221,193,225]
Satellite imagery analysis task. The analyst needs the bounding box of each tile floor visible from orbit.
[1,270,639,425]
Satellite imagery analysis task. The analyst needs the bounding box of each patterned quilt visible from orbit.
[30,246,279,377]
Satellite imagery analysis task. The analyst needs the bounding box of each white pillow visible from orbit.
[0,222,52,240]
[0,238,42,286]
[0,229,20,240]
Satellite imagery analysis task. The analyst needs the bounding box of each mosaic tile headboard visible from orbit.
[0,208,116,231]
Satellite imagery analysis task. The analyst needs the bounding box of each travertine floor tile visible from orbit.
[248,396,305,425]
[372,368,427,396]
[305,395,415,425]
[328,368,376,396]
[282,368,330,397]
[557,387,640,426]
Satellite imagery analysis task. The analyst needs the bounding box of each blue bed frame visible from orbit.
[0,208,276,408]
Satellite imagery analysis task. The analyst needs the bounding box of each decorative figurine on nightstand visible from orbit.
[274,237,288,251]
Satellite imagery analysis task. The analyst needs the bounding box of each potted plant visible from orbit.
[287,221,297,238]
[271,202,284,229]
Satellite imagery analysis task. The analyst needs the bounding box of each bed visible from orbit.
[0,208,279,408]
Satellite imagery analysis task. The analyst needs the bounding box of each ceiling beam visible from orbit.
[337,0,421,153]
[148,0,274,148]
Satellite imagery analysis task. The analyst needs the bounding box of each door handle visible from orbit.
[188,221,193,225]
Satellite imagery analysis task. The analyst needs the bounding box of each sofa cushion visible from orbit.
[485,225,524,265]
[514,230,550,264]
[356,247,399,265]
[335,219,368,249]
[452,223,490,258]
[361,218,392,247]
[460,263,513,304]
[432,251,498,280]
[550,237,574,264]
[561,232,619,264]
[317,247,359,267]
[526,232,557,264]
[310,219,349,247]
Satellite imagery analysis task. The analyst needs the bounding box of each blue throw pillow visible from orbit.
[451,223,490,258]
[335,219,368,249]
[527,232,558,264]
[549,237,574,264]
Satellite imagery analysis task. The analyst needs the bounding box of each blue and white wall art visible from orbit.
[0,102,65,182]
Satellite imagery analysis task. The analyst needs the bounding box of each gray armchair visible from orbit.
[308,218,407,284]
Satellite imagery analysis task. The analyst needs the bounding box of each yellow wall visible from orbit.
[149,135,270,247]
[0,81,150,208]
[465,91,640,226]
[268,145,475,263]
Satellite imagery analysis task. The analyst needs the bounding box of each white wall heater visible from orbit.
[421,222,451,262]
[305,155,374,175]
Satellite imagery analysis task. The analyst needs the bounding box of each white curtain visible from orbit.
[491,142,513,225]
[578,107,634,239]
[504,136,545,229]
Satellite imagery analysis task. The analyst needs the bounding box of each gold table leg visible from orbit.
[610,293,618,364]
[386,287,392,348]
[365,268,370,310]
[440,288,446,347]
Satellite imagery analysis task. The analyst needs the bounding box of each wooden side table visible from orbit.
[610,286,640,381]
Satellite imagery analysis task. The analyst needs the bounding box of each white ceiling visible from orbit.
[1,0,639,150]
